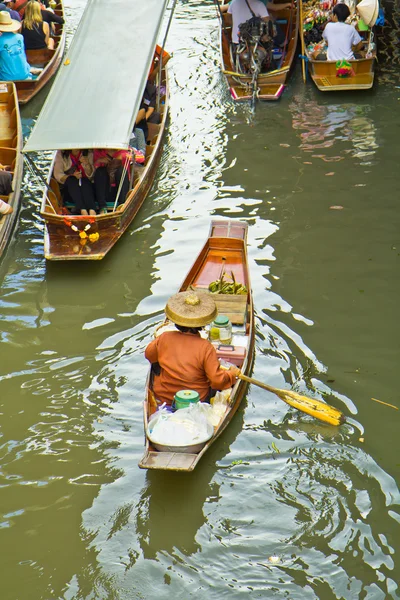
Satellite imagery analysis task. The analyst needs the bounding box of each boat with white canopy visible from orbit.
[23,0,171,260]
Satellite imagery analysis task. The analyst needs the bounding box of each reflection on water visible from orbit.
[0,0,399,599]
[290,100,378,163]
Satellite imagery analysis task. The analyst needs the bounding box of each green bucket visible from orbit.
[174,389,200,410]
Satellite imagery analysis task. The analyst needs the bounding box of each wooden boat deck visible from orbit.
[139,220,255,472]
[0,83,22,258]
[220,3,299,101]
[39,69,168,261]
[16,1,66,104]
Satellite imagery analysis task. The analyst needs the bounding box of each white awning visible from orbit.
[24,0,168,152]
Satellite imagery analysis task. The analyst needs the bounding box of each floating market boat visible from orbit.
[16,0,66,104]
[300,0,377,92]
[217,0,299,101]
[0,82,22,258]
[139,219,255,472]
[23,0,169,260]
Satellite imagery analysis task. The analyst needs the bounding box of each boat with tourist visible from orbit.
[216,0,299,102]
[23,0,170,260]
[300,0,378,91]
[139,220,255,472]
[0,82,22,258]
[16,0,66,104]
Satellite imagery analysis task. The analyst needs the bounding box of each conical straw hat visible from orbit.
[356,0,378,26]
[165,291,217,328]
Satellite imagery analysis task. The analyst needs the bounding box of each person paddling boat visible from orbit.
[145,290,240,406]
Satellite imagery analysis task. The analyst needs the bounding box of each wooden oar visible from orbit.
[299,0,307,83]
[238,373,345,426]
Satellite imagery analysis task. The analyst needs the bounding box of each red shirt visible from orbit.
[145,331,237,404]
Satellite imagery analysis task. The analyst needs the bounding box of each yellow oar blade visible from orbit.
[238,373,345,426]
[276,389,345,426]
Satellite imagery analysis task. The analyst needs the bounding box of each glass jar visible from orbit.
[209,315,232,345]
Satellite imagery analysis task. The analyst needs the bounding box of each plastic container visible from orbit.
[214,344,247,367]
[209,315,232,345]
[173,389,200,410]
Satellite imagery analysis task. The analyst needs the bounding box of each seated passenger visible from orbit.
[0,11,32,81]
[8,0,63,23]
[93,149,131,213]
[135,82,160,143]
[0,197,12,215]
[145,291,239,406]
[0,166,12,195]
[53,149,97,216]
[0,1,21,21]
[227,0,291,47]
[21,1,54,50]
[315,3,363,61]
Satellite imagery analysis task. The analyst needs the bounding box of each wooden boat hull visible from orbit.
[0,82,22,258]
[39,70,169,261]
[139,220,255,472]
[16,1,66,104]
[220,4,299,101]
[306,56,375,91]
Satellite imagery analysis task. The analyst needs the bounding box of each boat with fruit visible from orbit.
[300,0,377,91]
[139,219,255,471]
[217,0,299,101]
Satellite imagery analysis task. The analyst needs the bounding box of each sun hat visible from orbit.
[0,10,20,31]
[165,291,217,328]
[356,0,379,27]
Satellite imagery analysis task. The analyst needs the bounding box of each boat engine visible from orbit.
[235,17,275,75]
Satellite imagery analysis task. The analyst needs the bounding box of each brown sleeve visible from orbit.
[145,338,159,364]
[203,344,237,390]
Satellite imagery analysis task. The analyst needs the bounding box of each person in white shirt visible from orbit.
[319,3,363,61]
[227,0,291,45]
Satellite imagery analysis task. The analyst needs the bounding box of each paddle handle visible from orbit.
[299,0,307,83]
[239,372,278,394]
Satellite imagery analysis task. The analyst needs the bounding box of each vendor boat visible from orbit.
[300,0,377,92]
[139,220,255,472]
[23,0,169,261]
[216,0,299,101]
[0,82,22,258]
[16,0,66,104]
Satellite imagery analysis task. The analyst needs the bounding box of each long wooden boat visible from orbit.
[139,220,255,472]
[219,2,299,101]
[23,0,170,260]
[0,82,22,258]
[39,68,168,261]
[16,0,66,104]
[301,1,376,92]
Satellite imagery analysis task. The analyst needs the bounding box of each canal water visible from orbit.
[0,1,399,598]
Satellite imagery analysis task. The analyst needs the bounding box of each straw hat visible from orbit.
[165,291,217,328]
[0,10,20,32]
[356,0,379,27]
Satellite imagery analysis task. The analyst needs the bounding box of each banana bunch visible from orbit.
[208,271,247,295]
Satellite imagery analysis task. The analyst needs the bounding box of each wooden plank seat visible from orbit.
[26,48,55,68]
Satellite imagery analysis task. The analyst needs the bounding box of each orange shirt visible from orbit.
[145,331,237,404]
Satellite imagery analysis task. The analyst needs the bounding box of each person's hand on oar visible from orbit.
[237,372,345,426]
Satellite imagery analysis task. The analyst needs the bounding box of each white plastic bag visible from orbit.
[148,402,214,447]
